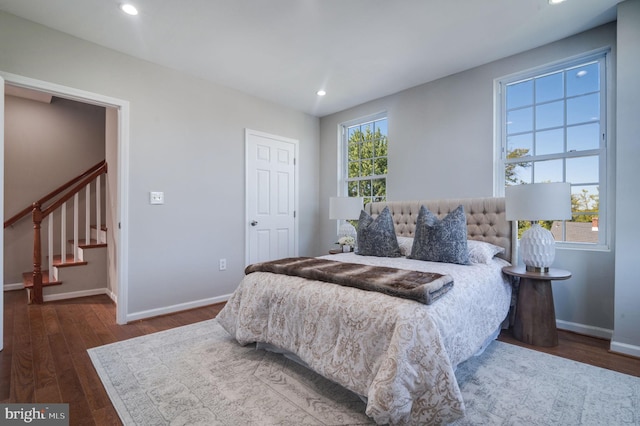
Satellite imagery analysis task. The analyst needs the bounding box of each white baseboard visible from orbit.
[43,288,110,302]
[105,288,117,303]
[556,319,613,340]
[609,341,640,359]
[126,294,232,323]
[4,282,24,291]
[4,283,114,302]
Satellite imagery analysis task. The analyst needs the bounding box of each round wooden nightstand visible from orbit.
[502,265,571,347]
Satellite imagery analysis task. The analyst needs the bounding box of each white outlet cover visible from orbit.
[150,191,164,204]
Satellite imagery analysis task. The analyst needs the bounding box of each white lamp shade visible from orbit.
[329,197,364,220]
[506,182,571,272]
[505,183,572,221]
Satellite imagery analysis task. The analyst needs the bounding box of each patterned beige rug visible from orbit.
[88,319,640,425]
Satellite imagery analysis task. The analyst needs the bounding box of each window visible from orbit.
[496,51,608,246]
[341,114,388,205]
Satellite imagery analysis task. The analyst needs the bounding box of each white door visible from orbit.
[246,129,298,265]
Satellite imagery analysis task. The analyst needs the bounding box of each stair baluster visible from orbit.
[85,183,90,247]
[96,175,102,239]
[61,202,67,268]
[74,193,79,263]
[48,214,53,282]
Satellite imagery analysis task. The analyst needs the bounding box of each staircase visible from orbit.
[22,225,108,303]
[4,160,108,304]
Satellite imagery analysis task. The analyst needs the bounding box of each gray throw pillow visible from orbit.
[408,205,470,265]
[356,207,402,257]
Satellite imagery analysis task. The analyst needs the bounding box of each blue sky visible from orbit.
[505,61,601,208]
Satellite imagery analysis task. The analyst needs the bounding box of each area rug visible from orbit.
[88,319,640,425]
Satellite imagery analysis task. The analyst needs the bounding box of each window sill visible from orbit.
[555,242,611,253]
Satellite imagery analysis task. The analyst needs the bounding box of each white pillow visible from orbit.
[467,240,505,264]
[396,236,414,257]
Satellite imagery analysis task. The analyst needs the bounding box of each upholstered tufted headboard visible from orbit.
[366,197,516,264]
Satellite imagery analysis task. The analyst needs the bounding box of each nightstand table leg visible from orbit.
[513,278,558,347]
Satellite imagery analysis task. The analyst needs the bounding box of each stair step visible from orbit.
[91,225,108,244]
[22,271,62,288]
[52,254,88,268]
[68,238,107,249]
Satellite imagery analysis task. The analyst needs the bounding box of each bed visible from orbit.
[218,197,516,425]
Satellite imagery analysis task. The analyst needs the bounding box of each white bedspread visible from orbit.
[217,253,512,425]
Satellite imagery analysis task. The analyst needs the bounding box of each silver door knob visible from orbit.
[251,220,258,226]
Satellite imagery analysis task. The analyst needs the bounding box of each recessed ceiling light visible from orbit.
[548,0,567,4]
[317,90,326,96]
[120,3,139,15]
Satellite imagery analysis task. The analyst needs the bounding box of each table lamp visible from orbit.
[329,197,363,242]
[505,182,571,272]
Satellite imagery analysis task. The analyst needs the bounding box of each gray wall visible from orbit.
[0,11,320,318]
[613,0,640,355]
[319,23,619,339]
[4,95,106,284]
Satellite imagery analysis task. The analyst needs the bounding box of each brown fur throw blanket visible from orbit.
[245,257,454,304]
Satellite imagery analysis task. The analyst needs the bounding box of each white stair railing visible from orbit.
[44,181,105,284]
[30,161,107,303]
[44,181,105,283]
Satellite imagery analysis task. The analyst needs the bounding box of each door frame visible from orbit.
[0,71,131,325]
[1,76,4,350]
[244,128,299,266]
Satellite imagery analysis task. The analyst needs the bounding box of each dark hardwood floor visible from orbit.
[2,289,639,425]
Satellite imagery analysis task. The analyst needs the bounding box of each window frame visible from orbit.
[339,112,388,204]
[494,49,611,251]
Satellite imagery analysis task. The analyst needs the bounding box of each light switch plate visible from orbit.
[150,191,164,205]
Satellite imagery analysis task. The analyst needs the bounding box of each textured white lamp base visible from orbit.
[521,223,556,272]
[338,222,357,239]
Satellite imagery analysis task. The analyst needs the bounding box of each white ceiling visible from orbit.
[0,0,620,117]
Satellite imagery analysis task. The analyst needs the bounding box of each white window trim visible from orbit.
[493,48,612,251]
[338,111,388,199]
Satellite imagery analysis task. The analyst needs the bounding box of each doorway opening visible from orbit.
[1,72,130,327]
